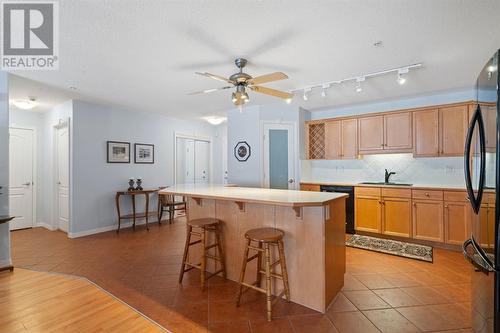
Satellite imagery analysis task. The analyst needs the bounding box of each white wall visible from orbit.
[302,89,476,186]
[70,100,217,236]
[212,123,227,184]
[0,72,11,267]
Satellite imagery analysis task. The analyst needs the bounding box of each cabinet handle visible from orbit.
[412,202,416,207]
[425,192,430,197]
[444,204,449,208]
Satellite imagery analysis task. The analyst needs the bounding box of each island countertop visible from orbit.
[159,184,347,207]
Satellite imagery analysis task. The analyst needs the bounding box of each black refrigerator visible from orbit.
[463,49,499,333]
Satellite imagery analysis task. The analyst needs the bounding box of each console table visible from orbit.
[115,190,159,232]
[0,216,15,272]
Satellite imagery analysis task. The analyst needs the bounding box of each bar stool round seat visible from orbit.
[187,218,220,228]
[245,228,284,242]
[236,227,290,322]
[179,218,226,290]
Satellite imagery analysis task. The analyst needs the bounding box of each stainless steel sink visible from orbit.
[359,182,413,186]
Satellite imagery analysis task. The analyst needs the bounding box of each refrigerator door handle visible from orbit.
[464,104,486,214]
[463,238,496,274]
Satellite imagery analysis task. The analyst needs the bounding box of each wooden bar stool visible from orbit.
[236,227,290,322]
[179,218,226,290]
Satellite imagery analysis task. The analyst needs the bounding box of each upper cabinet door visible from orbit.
[324,121,342,159]
[341,119,358,159]
[358,115,384,152]
[413,109,439,157]
[439,105,468,156]
[384,112,412,151]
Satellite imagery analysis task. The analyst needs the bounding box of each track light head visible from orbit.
[321,84,330,98]
[303,88,311,101]
[397,68,409,85]
[355,77,365,93]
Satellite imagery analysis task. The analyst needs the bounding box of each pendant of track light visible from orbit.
[355,77,365,93]
[397,67,409,85]
[321,84,330,98]
[303,88,311,101]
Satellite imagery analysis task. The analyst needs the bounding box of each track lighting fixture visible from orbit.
[355,77,365,93]
[289,63,422,101]
[321,84,329,97]
[303,88,311,101]
[397,68,409,85]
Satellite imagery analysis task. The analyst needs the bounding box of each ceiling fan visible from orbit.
[189,58,293,106]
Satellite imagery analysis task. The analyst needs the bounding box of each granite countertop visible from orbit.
[160,184,348,207]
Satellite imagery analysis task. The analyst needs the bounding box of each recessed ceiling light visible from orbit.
[203,116,227,125]
[12,97,36,110]
[69,86,77,90]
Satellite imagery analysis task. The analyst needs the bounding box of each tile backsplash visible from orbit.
[301,153,465,186]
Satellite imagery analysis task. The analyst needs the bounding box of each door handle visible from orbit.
[22,182,31,186]
[288,178,295,183]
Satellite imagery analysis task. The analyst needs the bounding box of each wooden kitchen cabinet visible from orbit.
[383,197,412,238]
[325,119,358,159]
[355,187,382,233]
[444,201,471,245]
[439,105,469,156]
[412,200,444,242]
[384,112,413,151]
[358,116,384,153]
[413,108,440,157]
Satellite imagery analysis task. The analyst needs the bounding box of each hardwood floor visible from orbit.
[9,217,473,333]
[0,268,165,332]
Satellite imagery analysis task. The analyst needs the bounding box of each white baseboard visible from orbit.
[36,222,57,231]
[0,258,12,268]
[68,220,149,239]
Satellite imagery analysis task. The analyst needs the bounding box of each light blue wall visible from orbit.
[0,72,10,267]
[70,100,216,235]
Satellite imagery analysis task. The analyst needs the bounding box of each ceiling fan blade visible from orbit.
[195,72,235,84]
[250,86,293,99]
[188,86,233,95]
[248,72,288,85]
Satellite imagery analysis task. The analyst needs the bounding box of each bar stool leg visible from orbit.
[264,243,272,322]
[236,237,251,307]
[278,240,291,302]
[256,241,263,287]
[179,225,192,283]
[200,227,207,290]
[215,226,227,279]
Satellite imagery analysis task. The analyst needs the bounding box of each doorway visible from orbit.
[262,123,297,190]
[9,127,35,230]
[175,135,211,184]
[55,122,70,232]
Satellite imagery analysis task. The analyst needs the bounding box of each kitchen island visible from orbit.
[160,184,347,312]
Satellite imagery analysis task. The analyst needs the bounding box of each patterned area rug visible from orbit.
[346,234,433,262]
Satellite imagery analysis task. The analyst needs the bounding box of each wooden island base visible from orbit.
[180,194,346,312]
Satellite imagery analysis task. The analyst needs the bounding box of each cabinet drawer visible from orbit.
[412,189,443,201]
[382,187,411,198]
[443,190,468,202]
[300,184,321,192]
[355,187,381,197]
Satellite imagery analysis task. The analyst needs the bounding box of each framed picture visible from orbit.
[134,143,154,164]
[234,141,251,162]
[107,141,130,163]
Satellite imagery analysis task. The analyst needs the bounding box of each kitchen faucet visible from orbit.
[384,169,396,183]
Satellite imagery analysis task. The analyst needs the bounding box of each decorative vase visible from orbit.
[128,178,135,191]
[136,178,143,191]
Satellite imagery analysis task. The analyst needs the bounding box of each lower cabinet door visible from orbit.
[444,201,471,245]
[355,196,382,233]
[412,200,444,242]
[382,197,411,238]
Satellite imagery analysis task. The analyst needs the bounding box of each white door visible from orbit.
[9,128,34,230]
[263,123,296,190]
[176,138,195,184]
[195,140,210,183]
[56,125,70,232]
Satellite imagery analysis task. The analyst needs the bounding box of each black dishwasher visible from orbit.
[320,185,355,234]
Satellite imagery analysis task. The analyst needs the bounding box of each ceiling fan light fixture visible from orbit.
[286,97,292,104]
[231,92,238,103]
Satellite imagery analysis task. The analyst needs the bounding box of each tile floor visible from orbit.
[11,218,473,333]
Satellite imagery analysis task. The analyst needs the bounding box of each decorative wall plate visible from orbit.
[234,141,251,162]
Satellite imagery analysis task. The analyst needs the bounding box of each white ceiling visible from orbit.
[9,0,500,118]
